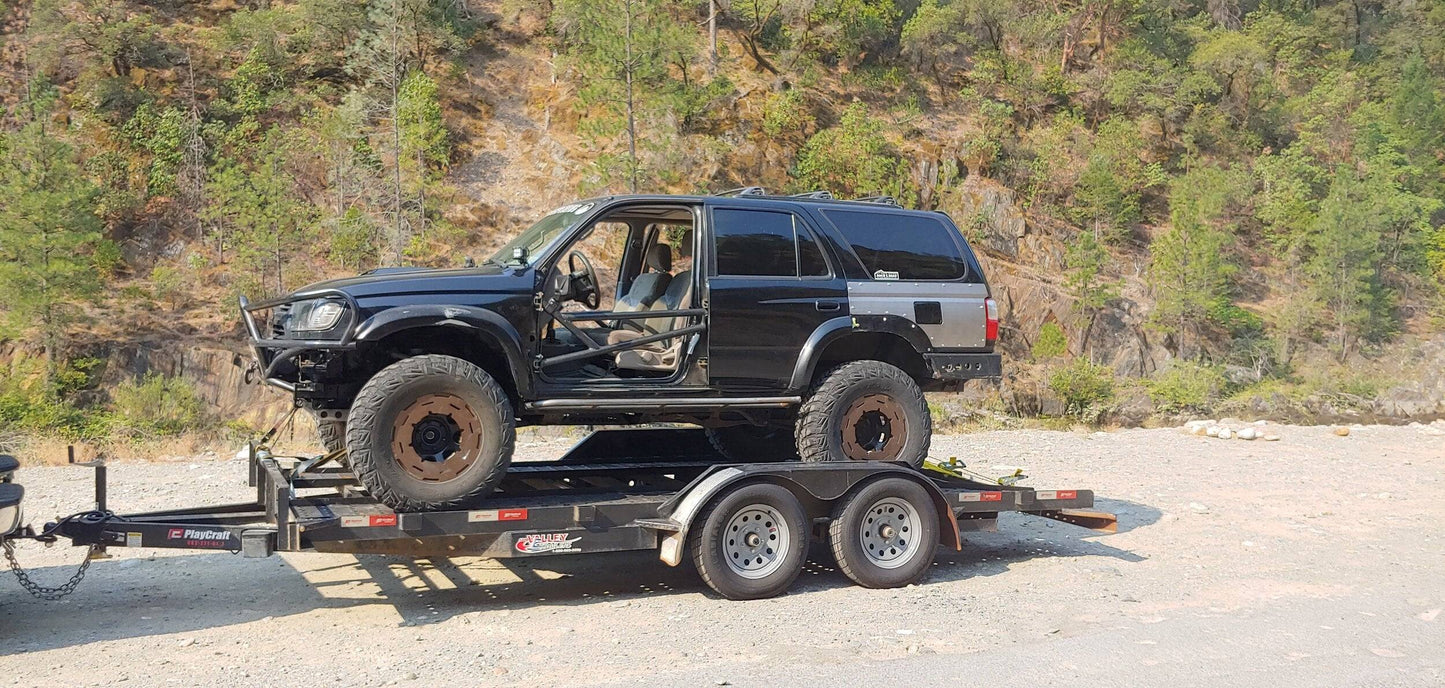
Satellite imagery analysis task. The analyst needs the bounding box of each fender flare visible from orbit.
[787,315,935,392]
[352,305,532,397]
[654,463,959,567]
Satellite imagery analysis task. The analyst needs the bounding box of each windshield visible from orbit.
[489,202,596,266]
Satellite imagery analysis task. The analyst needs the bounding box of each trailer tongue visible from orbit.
[2,428,1115,601]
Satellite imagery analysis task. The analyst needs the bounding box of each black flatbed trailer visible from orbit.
[7,428,1115,600]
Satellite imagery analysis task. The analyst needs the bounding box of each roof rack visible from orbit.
[713,186,768,197]
[790,190,834,199]
[852,195,899,206]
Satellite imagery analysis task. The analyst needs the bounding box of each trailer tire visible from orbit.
[705,425,799,461]
[346,355,514,512]
[828,477,939,589]
[689,482,809,600]
[796,360,930,467]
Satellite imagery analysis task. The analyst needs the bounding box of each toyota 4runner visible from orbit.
[241,188,1001,511]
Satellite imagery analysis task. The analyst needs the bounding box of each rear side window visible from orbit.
[821,209,968,280]
[713,208,831,277]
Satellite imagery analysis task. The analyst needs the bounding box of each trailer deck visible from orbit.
[6,428,1115,600]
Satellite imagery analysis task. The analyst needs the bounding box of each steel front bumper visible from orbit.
[239,294,359,393]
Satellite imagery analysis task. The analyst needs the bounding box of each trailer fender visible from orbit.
[655,465,959,567]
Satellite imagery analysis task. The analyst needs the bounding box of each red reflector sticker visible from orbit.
[959,491,1004,503]
[469,508,530,523]
[369,514,398,527]
[1035,490,1078,501]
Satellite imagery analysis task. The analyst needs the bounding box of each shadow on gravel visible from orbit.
[0,499,1158,651]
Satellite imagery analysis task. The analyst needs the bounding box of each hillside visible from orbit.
[1,0,1444,447]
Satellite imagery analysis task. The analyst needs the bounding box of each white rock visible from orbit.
[1206,426,1221,437]
[1218,428,1234,440]
[1237,428,1258,440]
[1262,434,1281,441]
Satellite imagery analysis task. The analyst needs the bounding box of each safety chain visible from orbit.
[1,510,112,601]
[2,538,97,601]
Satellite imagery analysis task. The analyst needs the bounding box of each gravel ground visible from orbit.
[1,423,1443,687]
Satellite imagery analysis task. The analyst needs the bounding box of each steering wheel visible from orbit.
[567,250,601,310]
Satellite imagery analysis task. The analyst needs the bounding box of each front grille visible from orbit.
[269,303,292,338]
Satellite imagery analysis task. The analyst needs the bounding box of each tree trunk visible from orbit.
[625,0,639,193]
[708,0,718,78]
[390,0,405,265]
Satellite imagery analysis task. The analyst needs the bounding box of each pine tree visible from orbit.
[0,97,103,390]
[556,0,691,192]
[1148,165,1244,359]
[1305,172,1388,362]
[1064,231,1120,360]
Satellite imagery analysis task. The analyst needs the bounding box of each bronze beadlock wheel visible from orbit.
[839,393,908,461]
[391,393,482,482]
[795,360,931,468]
[346,355,514,512]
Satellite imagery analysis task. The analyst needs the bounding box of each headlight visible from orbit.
[289,299,347,332]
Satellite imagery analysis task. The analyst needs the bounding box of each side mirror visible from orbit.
[463,256,476,268]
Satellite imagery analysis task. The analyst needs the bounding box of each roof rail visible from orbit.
[713,186,768,197]
[852,195,899,206]
[790,190,834,199]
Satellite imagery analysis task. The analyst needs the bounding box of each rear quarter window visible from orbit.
[821,209,969,280]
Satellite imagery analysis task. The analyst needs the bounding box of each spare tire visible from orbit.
[345,355,514,511]
[795,360,930,467]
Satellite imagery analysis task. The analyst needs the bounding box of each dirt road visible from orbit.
[2,423,1443,687]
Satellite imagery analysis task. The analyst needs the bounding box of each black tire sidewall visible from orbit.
[314,418,346,453]
[705,425,799,461]
[347,356,514,510]
[798,361,931,467]
[829,477,939,589]
[691,482,809,600]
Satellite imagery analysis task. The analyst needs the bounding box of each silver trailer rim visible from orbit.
[723,504,790,579]
[859,496,921,569]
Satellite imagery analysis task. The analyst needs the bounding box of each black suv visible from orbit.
[242,189,1001,511]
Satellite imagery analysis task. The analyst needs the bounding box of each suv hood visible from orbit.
[290,264,529,301]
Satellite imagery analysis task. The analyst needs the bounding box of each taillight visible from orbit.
[984,297,999,344]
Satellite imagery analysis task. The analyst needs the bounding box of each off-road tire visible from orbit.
[345,355,514,512]
[795,360,931,467]
[705,425,800,461]
[689,482,809,600]
[314,417,346,454]
[828,477,939,589]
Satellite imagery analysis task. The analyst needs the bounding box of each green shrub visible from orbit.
[1147,362,1226,413]
[111,374,206,438]
[1032,323,1068,360]
[1048,359,1116,420]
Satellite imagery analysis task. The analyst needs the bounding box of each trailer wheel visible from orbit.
[689,482,809,600]
[346,355,514,512]
[705,425,799,461]
[795,360,930,467]
[828,477,939,589]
